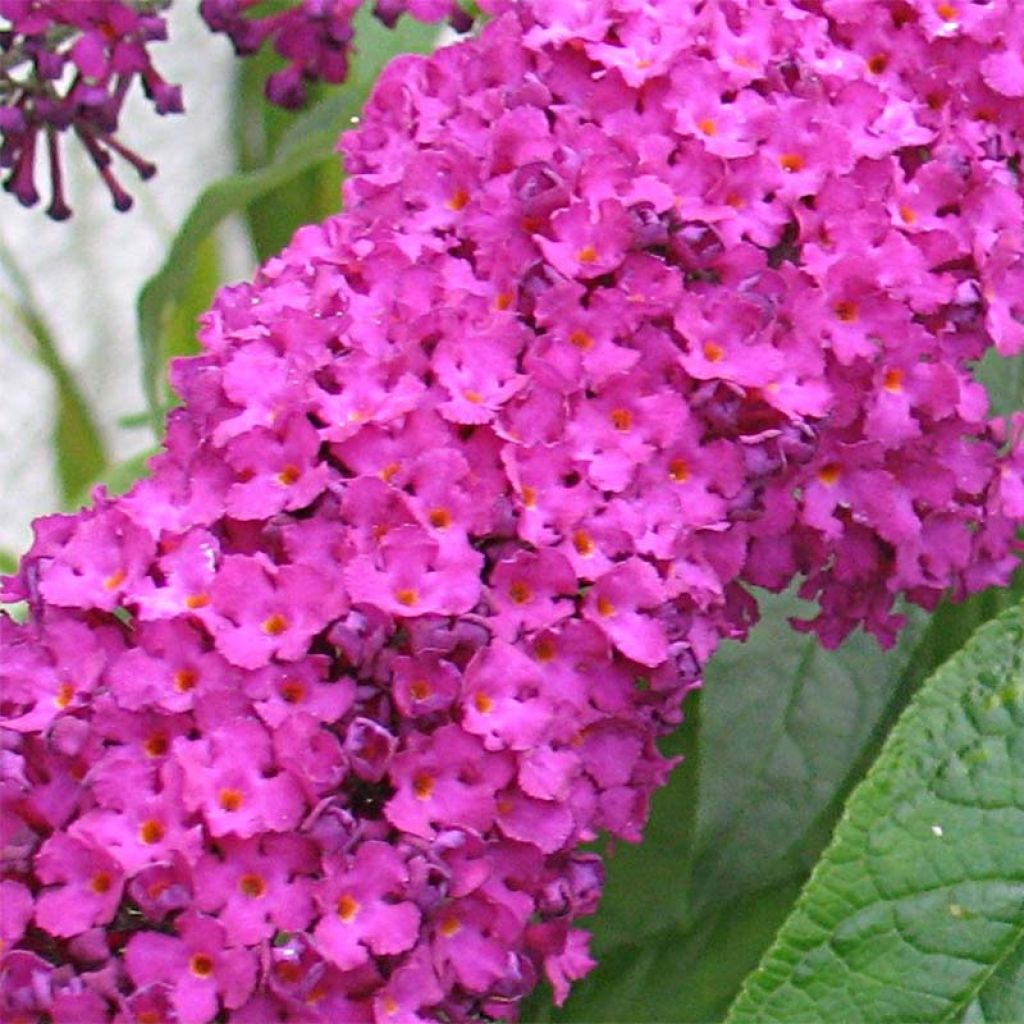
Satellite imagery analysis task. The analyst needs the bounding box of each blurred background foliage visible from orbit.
[0,6,1021,1019]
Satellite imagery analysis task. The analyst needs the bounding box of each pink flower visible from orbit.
[345,525,483,618]
[488,548,576,640]
[0,880,33,950]
[313,841,421,970]
[386,726,515,838]
[206,554,344,669]
[33,834,124,937]
[176,719,306,838]
[584,559,670,667]
[124,913,256,1024]
[194,834,318,945]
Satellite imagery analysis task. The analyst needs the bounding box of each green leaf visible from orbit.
[159,233,222,366]
[230,45,342,262]
[965,939,1024,1022]
[0,548,18,575]
[975,348,1024,420]
[727,600,1024,1024]
[521,581,1024,1022]
[526,879,805,1024]
[692,593,929,917]
[0,233,107,505]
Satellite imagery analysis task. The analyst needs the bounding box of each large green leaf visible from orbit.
[727,600,1024,1023]
[692,594,929,917]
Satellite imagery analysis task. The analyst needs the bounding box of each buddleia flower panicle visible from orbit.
[2,1,1022,1020]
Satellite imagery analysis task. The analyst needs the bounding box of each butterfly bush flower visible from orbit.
[3,0,1024,1020]
[0,0,183,217]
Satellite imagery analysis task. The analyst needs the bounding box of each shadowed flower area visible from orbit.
[1,0,1023,1021]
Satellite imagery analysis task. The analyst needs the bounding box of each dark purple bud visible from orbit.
[514,161,570,222]
[345,717,397,782]
[629,200,670,248]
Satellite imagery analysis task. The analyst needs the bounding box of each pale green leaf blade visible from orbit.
[0,235,107,504]
[727,601,1024,1024]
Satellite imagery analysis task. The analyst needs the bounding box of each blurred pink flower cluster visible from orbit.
[0,0,182,217]
[2,0,1023,1020]
[199,0,473,109]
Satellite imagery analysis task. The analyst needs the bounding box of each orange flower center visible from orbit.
[279,680,306,704]
[669,458,691,483]
[239,873,267,899]
[702,340,726,362]
[833,300,859,322]
[610,408,633,431]
[817,463,842,486]
[173,668,198,692]
[337,893,360,922]
[103,569,127,591]
[189,953,215,978]
[883,368,905,393]
[261,613,289,637]
[218,788,244,812]
[573,530,595,556]
[428,507,453,529]
[139,819,165,845]
[89,871,113,894]
[144,733,169,758]
[446,188,470,211]
[413,772,436,800]
[534,636,557,662]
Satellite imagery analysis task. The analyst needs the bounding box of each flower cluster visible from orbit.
[2,0,1023,1021]
[0,0,183,218]
[200,0,474,109]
